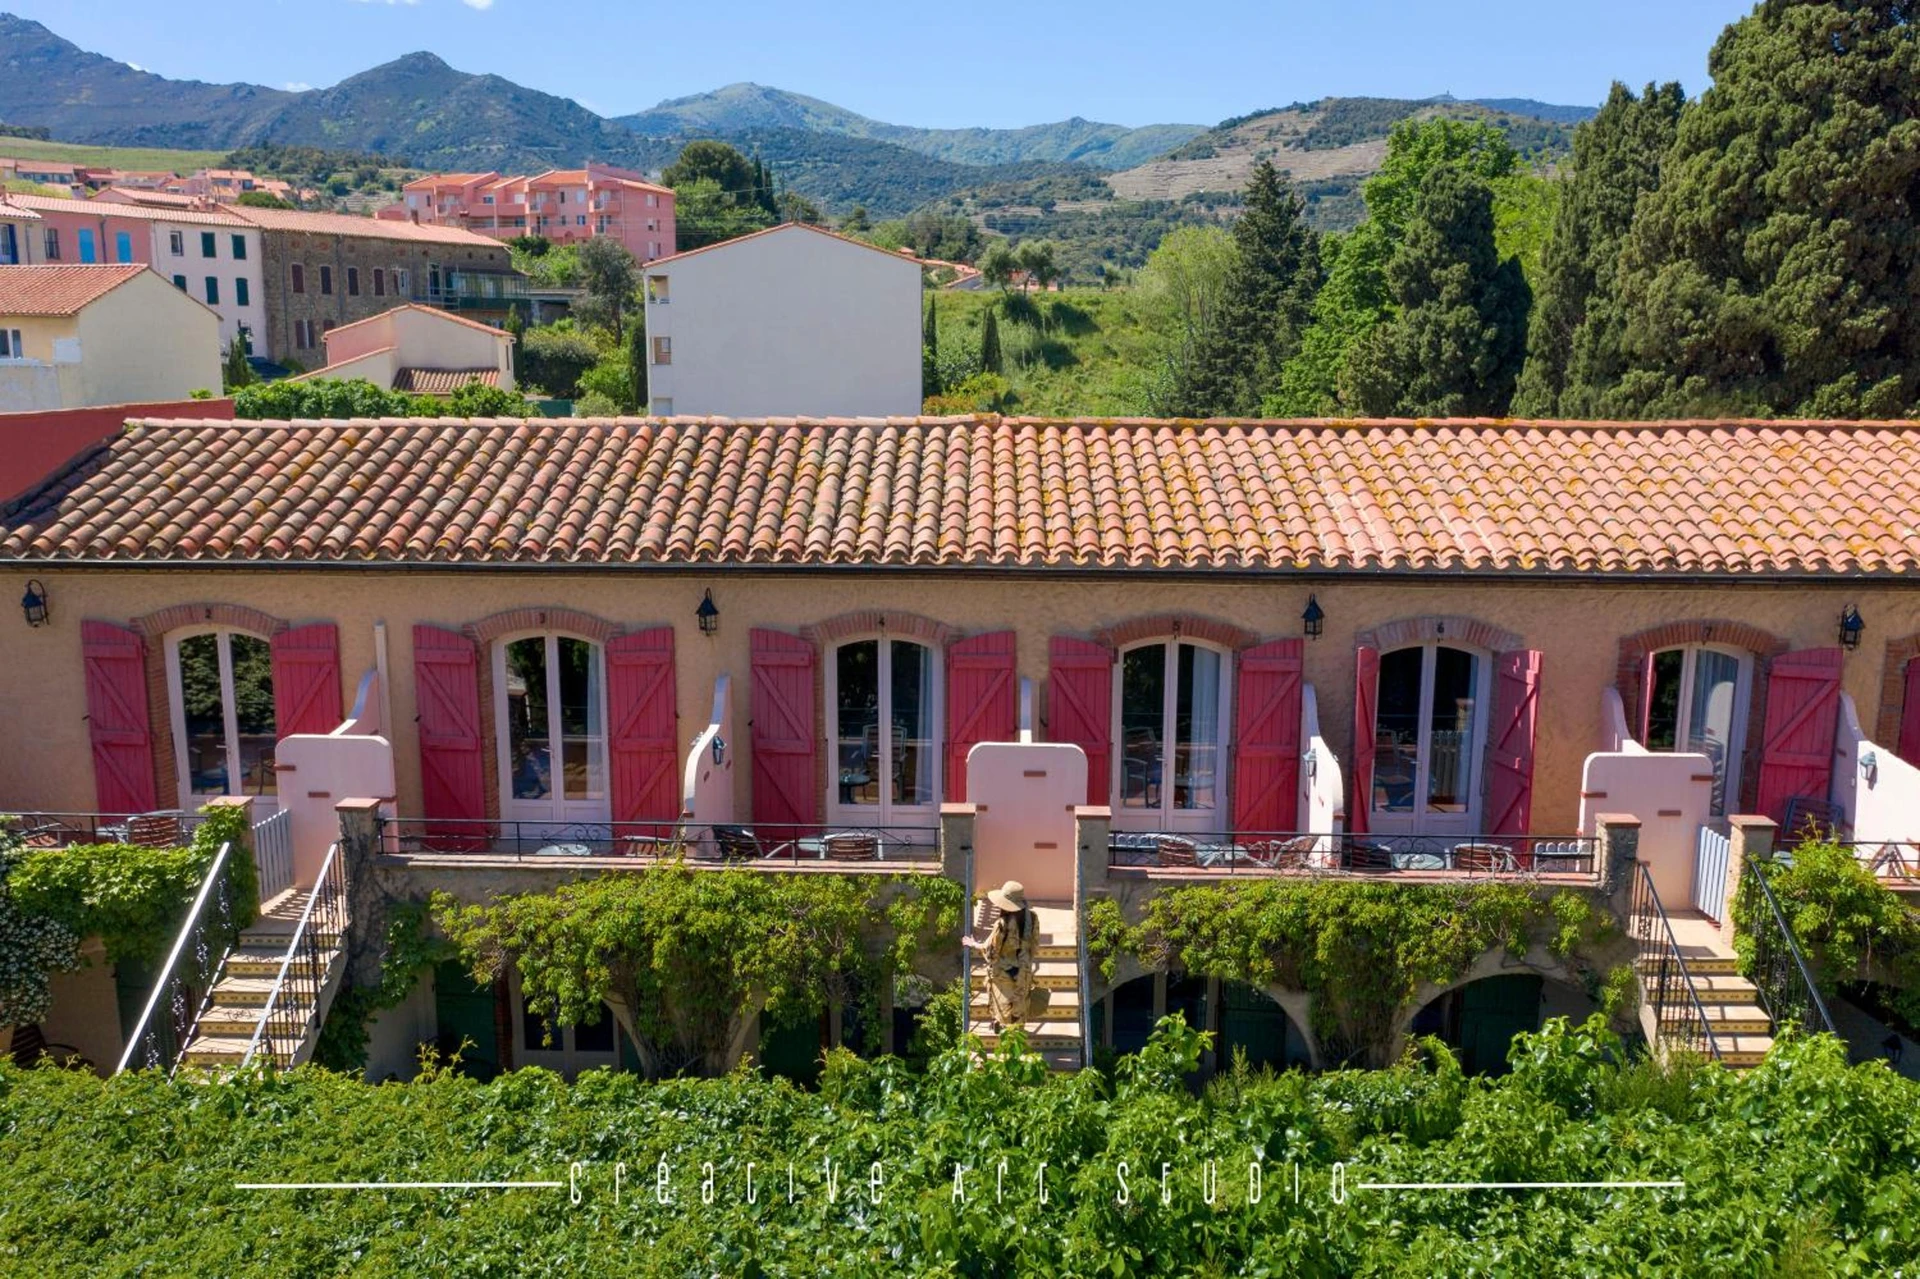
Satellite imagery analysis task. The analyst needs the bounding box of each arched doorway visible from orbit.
[1408,973,1595,1075]
[1093,974,1310,1074]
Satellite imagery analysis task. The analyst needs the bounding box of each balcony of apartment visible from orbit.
[420,269,576,309]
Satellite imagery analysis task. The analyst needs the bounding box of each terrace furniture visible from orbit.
[1450,842,1516,873]
[1109,832,1162,866]
[1533,841,1592,874]
[534,843,595,857]
[823,832,880,862]
[1157,836,1198,868]
[1343,839,1396,872]
[1779,796,1844,844]
[711,825,763,863]
[125,811,186,848]
[1243,836,1318,870]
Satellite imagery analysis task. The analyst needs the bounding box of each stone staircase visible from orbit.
[178,886,347,1069]
[1636,907,1773,1069]
[968,903,1085,1072]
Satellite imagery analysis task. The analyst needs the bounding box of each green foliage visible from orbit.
[232,191,291,209]
[232,376,527,420]
[575,356,637,412]
[517,327,601,399]
[1740,839,1920,1025]
[670,176,775,251]
[922,371,1010,415]
[626,314,648,411]
[572,236,639,342]
[573,390,621,417]
[220,338,253,393]
[509,240,581,288]
[434,866,959,1078]
[1132,224,1238,415]
[6,1023,1919,1271]
[977,305,1002,375]
[443,380,529,417]
[314,900,457,1073]
[662,139,758,199]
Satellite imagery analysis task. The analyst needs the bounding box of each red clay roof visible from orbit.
[8,191,251,227]
[391,367,502,394]
[647,222,924,269]
[228,204,502,247]
[5,416,1920,575]
[321,303,515,342]
[0,263,150,316]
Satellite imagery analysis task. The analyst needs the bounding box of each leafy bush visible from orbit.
[232,377,528,420]
[572,391,621,417]
[1740,839,1920,1026]
[574,357,636,412]
[3,1022,1916,1272]
[517,327,601,399]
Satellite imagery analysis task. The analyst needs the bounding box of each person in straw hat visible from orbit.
[963,880,1049,1031]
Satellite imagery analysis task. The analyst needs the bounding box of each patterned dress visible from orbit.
[981,908,1043,1028]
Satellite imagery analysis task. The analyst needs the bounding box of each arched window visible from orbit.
[494,634,608,825]
[828,638,939,824]
[1371,642,1489,835]
[165,628,277,807]
[1113,639,1231,831]
[1643,644,1752,816]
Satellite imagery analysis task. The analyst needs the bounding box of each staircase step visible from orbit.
[1636,953,1740,976]
[210,973,318,1008]
[970,959,1080,992]
[1660,1004,1770,1035]
[971,990,1080,1022]
[222,945,324,978]
[178,1034,291,1067]
[1717,1033,1775,1068]
[969,1019,1081,1053]
[1036,944,1077,962]
[1684,973,1760,1003]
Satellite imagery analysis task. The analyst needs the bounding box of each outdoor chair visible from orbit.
[1244,835,1317,870]
[1157,836,1198,867]
[711,824,763,863]
[1779,796,1844,845]
[1450,842,1516,873]
[1343,839,1395,872]
[125,811,186,848]
[824,832,879,862]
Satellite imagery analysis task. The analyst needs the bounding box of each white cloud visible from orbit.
[461,0,495,8]
[351,0,422,6]
[285,81,314,92]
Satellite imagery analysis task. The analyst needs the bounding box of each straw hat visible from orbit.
[987,880,1028,912]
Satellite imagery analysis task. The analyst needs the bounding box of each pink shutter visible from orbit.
[1486,649,1544,836]
[1753,647,1843,825]
[1898,659,1920,770]
[270,623,342,738]
[1231,639,1304,832]
[82,620,157,814]
[608,626,678,837]
[1349,645,1379,835]
[945,631,1017,802]
[1048,636,1113,807]
[412,625,487,841]
[1638,648,1658,743]
[750,628,818,829]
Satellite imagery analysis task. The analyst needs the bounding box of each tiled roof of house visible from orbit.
[228,204,503,247]
[648,221,925,269]
[0,263,150,316]
[0,197,41,220]
[6,192,250,227]
[391,367,503,394]
[322,303,515,341]
[6,416,1920,576]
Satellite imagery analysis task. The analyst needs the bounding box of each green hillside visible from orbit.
[0,134,225,172]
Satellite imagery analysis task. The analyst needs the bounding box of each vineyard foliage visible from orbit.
[2,1018,1917,1273]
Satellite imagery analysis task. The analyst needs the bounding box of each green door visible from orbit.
[1457,975,1543,1075]
[759,1011,826,1086]
[433,961,500,1081]
[1219,981,1292,1071]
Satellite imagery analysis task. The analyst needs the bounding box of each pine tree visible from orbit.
[222,335,253,391]
[1183,159,1321,416]
[922,294,940,398]
[1511,82,1684,417]
[979,305,1002,375]
[627,311,648,413]
[1342,166,1531,417]
[1601,0,1920,417]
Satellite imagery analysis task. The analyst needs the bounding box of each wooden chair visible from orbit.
[711,824,763,863]
[126,811,186,848]
[824,832,879,862]
[1157,836,1198,868]
[1245,835,1317,870]
[1450,842,1515,873]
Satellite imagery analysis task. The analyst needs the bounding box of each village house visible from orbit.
[0,198,38,265]
[0,264,220,410]
[293,303,515,396]
[393,164,675,263]
[641,223,924,417]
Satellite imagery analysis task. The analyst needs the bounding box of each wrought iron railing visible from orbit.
[241,841,349,1068]
[5,810,206,849]
[1737,857,1837,1037]
[251,807,294,906]
[1628,861,1723,1063]
[116,841,237,1074]
[384,817,941,864]
[1106,830,1597,876]
[1840,839,1920,880]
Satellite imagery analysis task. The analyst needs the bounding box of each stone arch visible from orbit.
[1393,951,1597,1072]
[799,609,957,649]
[1094,613,1258,653]
[465,606,623,646]
[1615,619,1789,813]
[1355,614,1523,655]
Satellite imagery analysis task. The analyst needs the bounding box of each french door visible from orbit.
[1112,640,1231,833]
[495,635,609,831]
[1369,644,1487,836]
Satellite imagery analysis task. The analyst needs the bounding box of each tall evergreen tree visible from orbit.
[222,336,254,392]
[1342,166,1532,416]
[922,294,940,398]
[979,305,1002,375]
[1511,82,1685,417]
[1183,159,1320,415]
[1603,0,1920,418]
[628,312,649,414]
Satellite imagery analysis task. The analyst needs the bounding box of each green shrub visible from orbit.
[517,327,600,398]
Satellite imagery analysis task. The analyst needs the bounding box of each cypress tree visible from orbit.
[1342,166,1531,417]
[922,294,940,397]
[979,305,1002,375]
[628,312,648,413]
[505,304,527,386]
[222,336,253,391]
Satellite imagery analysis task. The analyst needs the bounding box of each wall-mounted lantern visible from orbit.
[1302,594,1324,641]
[1839,604,1864,651]
[711,735,727,766]
[696,589,719,636]
[20,579,48,628]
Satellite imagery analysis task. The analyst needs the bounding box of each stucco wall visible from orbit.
[72,271,222,405]
[146,224,266,355]
[644,227,922,417]
[2,570,1911,838]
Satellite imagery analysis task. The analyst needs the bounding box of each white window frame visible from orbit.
[491,632,611,829]
[169,230,184,256]
[1110,638,1233,834]
[1646,643,1753,817]
[0,328,21,360]
[509,971,619,1078]
[1367,641,1491,837]
[164,626,282,811]
[825,636,943,829]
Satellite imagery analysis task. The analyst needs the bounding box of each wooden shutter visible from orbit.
[1898,659,1920,770]
[1047,636,1113,807]
[270,623,342,738]
[1231,639,1304,832]
[1638,648,1658,742]
[1753,647,1843,825]
[750,628,818,829]
[945,630,1017,802]
[1349,645,1379,835]
[82,620,157,814]
[608,626,678,837]
[1486,649,1544,836]
[412,625,487,841]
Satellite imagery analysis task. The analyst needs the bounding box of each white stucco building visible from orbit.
[640,222,923,418]
[0,264,222,410]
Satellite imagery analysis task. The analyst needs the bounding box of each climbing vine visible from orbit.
[313,901,458,1073]
[1086,880,1614,1066]
[435,866,961,1079]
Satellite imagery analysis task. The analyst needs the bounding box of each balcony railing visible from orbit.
[1736,856,1837,1037]
[383,817,941,865]
[1106,830,1597,876]
[1840,839,1920,881]
[5,809,207,849]
[1628,860,1724,1064]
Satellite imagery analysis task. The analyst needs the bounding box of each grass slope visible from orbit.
[0,134,226,173]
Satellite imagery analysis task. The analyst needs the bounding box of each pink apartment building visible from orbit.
[392,163,675,261]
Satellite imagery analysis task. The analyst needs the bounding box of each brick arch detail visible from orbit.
[801,610,957,650]
[1874,634,1920,747]
[1094,613,1258,652]
[1355,615,1523,654]
[465,607,623,646]
[1615,620,1790,815]
[129,603,293,811]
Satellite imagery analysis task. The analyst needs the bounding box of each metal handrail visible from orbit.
[1740,857,1838,1036]
[116,841,233,1074]
[1075,844,1091,1069]
[1630,861,1724,1062]
[961,837,975,1048]
[241,841,347,1067]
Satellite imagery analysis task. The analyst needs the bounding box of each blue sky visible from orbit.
[10,0,1755,128]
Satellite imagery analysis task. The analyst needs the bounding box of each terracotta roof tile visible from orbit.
[0,263,150,315]
[390,367,503,394]
[8,416,1920,576]
[228,204,501,247]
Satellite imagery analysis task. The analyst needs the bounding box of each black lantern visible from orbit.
[1839,605,1864,651]
[1302,594,1325,641]
[711,735,727,766]
[20,579,48,628]
[696,589,719,636]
